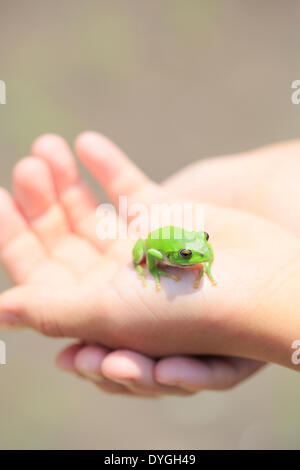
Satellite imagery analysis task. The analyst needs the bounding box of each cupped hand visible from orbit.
[0,134,298,395]
[54,136,300,393]
[0,134,263,397]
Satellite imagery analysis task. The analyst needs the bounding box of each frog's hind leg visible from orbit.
[135,264,147,287]
[193,263,217,289]
[147,249,180,291]
[203,262,217,287]
[132,238,147,287]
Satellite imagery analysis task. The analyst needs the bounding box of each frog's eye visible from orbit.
[179,249,192,259]
[204,232,209,241]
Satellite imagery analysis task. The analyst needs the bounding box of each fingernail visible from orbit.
[81,371,103,382]
[75,362,103,381]
[156,377,197,392]
[75,363,103,381]
[0,312,21,330]
[106,376,136,385]
[74,351,104,381]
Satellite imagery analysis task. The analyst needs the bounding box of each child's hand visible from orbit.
[56,137,300,395]
[1,134,299,394]
[0,133,263,397]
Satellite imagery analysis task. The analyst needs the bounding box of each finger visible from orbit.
[101,350,191,396]
[57,347,264,395]
[0,188,47,284]
[155,356,264,391]
[75,345,134,394]
[57,344,131,395]
[13,157,70,243]
[55,343,83,372]
[0,282,118,338]
[31,133,127,256]
[75,131,158,207]
[31,134,98,229]
[0,278,187,361]
[13,157,104,276]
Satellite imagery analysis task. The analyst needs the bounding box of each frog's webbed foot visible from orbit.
[209,278,217,286]
[140,274,147,287]
[149,269,180,292]
[203,263,217,287]
[135,264,147,287]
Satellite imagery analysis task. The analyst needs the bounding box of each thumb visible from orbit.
[0,283,125,342]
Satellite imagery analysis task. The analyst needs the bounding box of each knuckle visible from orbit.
[37,312,64,338]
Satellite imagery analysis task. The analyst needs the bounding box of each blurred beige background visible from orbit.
[0,0,300,450]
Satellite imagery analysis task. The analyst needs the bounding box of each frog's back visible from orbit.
[145,226,197,251]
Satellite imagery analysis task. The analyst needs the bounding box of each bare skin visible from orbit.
[1,133,300,397]
[165,139,300,236]
[57,136,300,391]
[53,136,300,394]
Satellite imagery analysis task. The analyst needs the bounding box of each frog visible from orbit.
[132,226,216,291]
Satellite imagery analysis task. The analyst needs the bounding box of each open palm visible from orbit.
[2,133,298,396]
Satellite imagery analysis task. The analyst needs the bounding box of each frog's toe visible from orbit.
[207,275,217,287]
[137,274,147,287]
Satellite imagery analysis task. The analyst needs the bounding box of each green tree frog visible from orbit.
[132,226,216,291]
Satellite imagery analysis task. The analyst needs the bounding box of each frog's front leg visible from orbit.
[193,262,217,289]
[147,249,180,292]
[203,262,217,287]
[193,265,204,289]
[133,238,147,287]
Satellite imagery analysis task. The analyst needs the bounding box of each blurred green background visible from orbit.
[0,0,300,450]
